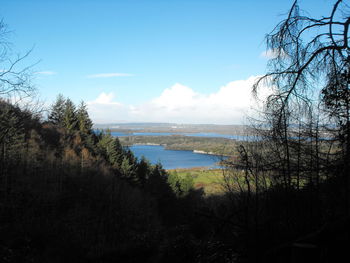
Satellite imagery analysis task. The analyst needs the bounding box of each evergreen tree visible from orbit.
[48,94,66,125]
[62,98,77,132]
[0,100,25,179]
[113,137,125,167]
[120,156,134,178]
[77,101,93,135]
[97,131,122,167]
[136,156,150,186]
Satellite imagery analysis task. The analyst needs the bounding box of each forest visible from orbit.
[1,1,350,262]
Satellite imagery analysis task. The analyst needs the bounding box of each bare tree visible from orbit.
[253,0,350,211]
[254,0,349,102]
[254,0,350,141]
[0,20,35,99]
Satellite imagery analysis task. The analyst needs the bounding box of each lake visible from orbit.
[129,145,224,170]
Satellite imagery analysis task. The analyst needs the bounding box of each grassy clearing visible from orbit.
[167,167,275,195]
[168,168,226,195]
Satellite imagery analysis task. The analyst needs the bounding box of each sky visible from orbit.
[1,0,333,124]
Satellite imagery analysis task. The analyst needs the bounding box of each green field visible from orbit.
[168,167,274,195]
[168,168,226,195]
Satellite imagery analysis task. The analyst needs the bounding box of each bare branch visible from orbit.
[0,21,35,99]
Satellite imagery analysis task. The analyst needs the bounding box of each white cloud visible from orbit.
[87,76,272,124]
[35,71,57,75]
[93,92,121,105]
[260,48,287,59]
[87,92,126,123]
[152,83,198,110]
[87,73,134,78]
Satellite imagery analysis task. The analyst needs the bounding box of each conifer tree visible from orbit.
[77,101,93,135]
[48,94,66,125]
[121,156,134,178]
[97,130,121,167]
[136,156,150,186]
[62,98,77,132]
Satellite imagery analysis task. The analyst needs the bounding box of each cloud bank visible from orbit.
[87,75,271,124]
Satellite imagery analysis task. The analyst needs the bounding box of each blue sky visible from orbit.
[1,0,332,124]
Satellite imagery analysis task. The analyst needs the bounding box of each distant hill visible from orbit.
[94,122,251,135]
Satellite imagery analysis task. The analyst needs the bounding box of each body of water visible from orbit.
[132,132,179,136]
[129,145,223,170]
[109,131,130,137]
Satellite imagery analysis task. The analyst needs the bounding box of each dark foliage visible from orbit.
[0,99,218,262]
[2,1,350,262]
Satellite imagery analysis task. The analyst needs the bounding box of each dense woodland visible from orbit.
[0,96,205,262]
[1,1,350,262]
